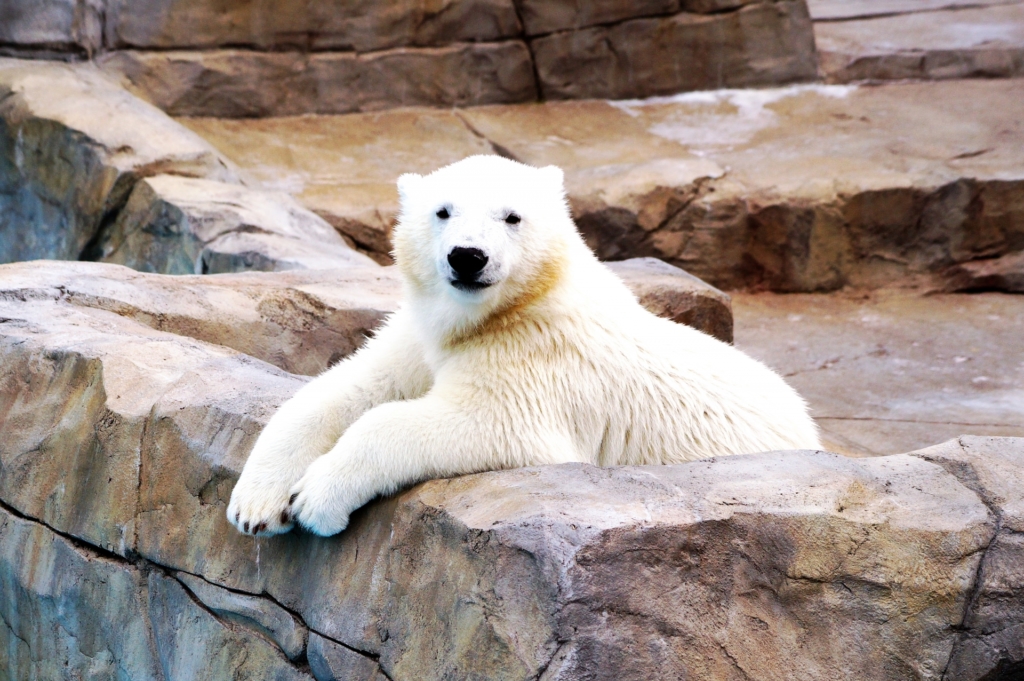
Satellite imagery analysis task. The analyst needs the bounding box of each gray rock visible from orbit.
[531,1,817,101]
[0,506,162,680]
[307,633,380,681]
[148,571,313,680]
[94,175,376,274]
[911,436,1024,681]
[0,0,103,55]
[100,42,539,118]
[0,58,236,264]
[176,572,308,661]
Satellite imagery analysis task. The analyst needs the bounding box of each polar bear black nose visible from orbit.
[448,247,488,279]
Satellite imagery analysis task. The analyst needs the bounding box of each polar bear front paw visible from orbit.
[286,460,357,537]
[227,476,297,537]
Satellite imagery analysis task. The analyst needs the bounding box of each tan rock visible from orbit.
[517,0,680,35]
[103,0,521,53]
[807,0,1018,20]
[94,175,376,275]
[911,436,1024,681]
[0,58,236,264]
[816,3,1024,83]
[530,1,817,101]
[100,42,538,118]
[0,259,1020,680]
[607,257,733,343]
[944,251,1024,293]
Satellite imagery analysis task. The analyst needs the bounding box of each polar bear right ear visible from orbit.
[396,173,423,204]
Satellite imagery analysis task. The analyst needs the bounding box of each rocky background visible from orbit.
[1,0,1024,679]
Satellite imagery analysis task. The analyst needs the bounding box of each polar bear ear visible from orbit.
[537,165,565,194]
[396,173,423,204]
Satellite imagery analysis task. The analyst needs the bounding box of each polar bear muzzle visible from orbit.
[448,246,491,291]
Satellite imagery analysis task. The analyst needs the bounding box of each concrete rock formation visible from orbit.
[0,260,1021,680]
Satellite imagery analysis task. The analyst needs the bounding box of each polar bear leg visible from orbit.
[287,395,572,536]
[228,312,431,536]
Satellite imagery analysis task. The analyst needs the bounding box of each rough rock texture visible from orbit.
[190,79,1024,292]
[731,290,1024,457]
[0,257,730,379]
[99,42,539,118]
[944,251,1024,293]
[911,436,1024,681]
[816,3,1024,83]
[531,1,818,101]
[0,260,1021,680]
[0,57,236,265]
[102,0,522,53]
[94,175,377,274]
[0,0,103,56]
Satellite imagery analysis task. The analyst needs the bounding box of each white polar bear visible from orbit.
[227,155,820,537]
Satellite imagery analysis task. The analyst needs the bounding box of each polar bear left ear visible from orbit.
[396,173,423,204]
[538,165,565,194]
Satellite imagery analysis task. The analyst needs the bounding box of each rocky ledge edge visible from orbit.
[0,259,1021,681]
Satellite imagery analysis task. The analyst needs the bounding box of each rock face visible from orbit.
[0,260,1022,680]
[816,3,1024,83]
[1,1,818,116]
[190,79,1024,292]
[0,57,235,264]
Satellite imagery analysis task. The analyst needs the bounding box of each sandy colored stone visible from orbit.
[911,436,1024,681]
[100,42,538,118]
[517,0,680,35]
[94,174,376,275]
[530,1,817,101]
[731,290,1024,456]
[0,58,236,265]
[103,0,520,52]
[179,109,494,258]
[816,3,1024,83]
[192,80,1024,291]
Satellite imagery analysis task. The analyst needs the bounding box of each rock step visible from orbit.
[814,0,1024,83]
[182,78,1024,292]
[0,0,817,116]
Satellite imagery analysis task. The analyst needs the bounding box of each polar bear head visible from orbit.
[393,155,579,338]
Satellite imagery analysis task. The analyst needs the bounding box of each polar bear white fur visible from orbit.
[227,155,820,537]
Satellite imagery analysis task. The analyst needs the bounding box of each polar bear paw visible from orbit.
[286,460,356,537]
[227,476,297,537]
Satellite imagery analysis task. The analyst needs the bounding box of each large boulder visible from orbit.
[0,260,1021,680]
[0,57,236,264]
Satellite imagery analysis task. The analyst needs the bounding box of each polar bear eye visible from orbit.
[436,207,450,220]
[505,213,521,225]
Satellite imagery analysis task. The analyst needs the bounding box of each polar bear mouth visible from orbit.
[450,279,492,292]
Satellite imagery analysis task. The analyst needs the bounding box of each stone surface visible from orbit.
[606,257,733,342]
[816,3,1024,83]
[0,0,103,56]
[176,572,308,661]
[945,250,1024,293]
[94,174,376,274]
[186,80,1024,292]
[911,436,1024,681]
[103,0,521,52]
[307,633,380,681]
[531,1,817,101]
[732,290,1024,457]
[808,0,1021,20]
[0,57,236,265]
[0,258,1022,680]
[100,42,539,118]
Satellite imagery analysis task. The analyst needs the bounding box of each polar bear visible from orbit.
[227,155,820,537]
